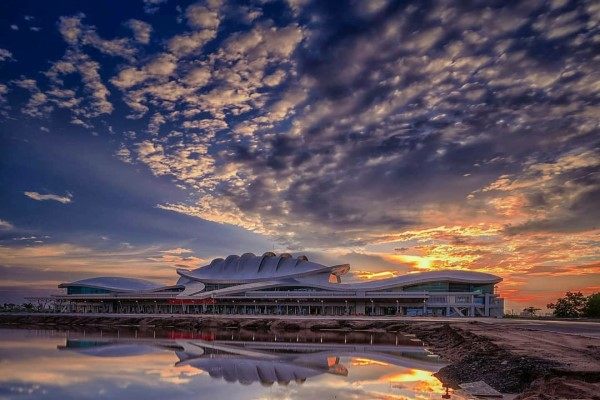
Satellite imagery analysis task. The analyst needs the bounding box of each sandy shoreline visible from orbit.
[1,313,599,399]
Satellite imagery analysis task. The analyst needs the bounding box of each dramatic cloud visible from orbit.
[24,191,73,204]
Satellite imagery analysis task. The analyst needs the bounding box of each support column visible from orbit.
[356,301,365,315]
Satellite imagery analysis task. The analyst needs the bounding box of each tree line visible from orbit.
[546,291,599,318]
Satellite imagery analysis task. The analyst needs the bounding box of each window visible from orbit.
[204,283,239,291]
[449,283,471,292]
[404,282,449,292]
[472,284,494,294]
[429,296,447,303]
[254,286,323,292]
[67,286,111,295]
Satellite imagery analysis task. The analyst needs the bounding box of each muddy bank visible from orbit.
[399,322,600,397]
[1,314,598,398]
[0,313,412,331]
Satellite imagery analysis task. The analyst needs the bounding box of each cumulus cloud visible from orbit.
[186,1,221,30]
[115,144,133,163]
[24,191,73,204]
[143,0,168,14]
[0,48,15,62]
[12,78,52,117]
[478,149,600,234]
[45,50,113,118]
[58,14,136,60]
[166,30,216,57]
[0,219,14,230]
[111,53,177,89]
[127,19,152,44]
[75,1,596,254]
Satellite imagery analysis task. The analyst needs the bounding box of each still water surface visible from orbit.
[0,327,468,399]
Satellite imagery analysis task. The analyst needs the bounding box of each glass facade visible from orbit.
[403,281,494,293]
[67,286,112,295]
[403,282,449,292]
[471,283,494,294]
[255,286,325,292]
[203,283,240,291]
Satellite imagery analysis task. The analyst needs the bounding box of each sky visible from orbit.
[0,0,598,311]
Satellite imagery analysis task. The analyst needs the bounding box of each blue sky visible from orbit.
[0,0,599,309]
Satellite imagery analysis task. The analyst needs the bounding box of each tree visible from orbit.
[547,291,587,317]
[583,293,600,318]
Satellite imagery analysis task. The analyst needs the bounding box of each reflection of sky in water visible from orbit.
[0,329,468,399]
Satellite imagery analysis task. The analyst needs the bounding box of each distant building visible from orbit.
[56,252,504,317]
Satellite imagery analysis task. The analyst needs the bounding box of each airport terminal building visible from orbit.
[56,252,504,317]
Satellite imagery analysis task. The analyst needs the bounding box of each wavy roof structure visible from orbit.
[341,269,502,290]
[177,252,349,283]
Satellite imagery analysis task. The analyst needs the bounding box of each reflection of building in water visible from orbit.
[59,332,445,386]
[55,252,503,317]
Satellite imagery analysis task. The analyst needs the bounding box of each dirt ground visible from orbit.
[403,321,600,399]
[458,321,600,374]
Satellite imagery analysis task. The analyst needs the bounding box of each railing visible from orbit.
[227,291,430,299]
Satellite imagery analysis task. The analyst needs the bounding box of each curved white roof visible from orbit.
[178,252,349,284]
[340,269,502,290]
[58,277,170,292]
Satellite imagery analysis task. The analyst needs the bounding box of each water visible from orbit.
[0,328,468,399]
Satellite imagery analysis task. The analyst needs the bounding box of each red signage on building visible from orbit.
[167,298,216,305]
[167,331,215,340]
